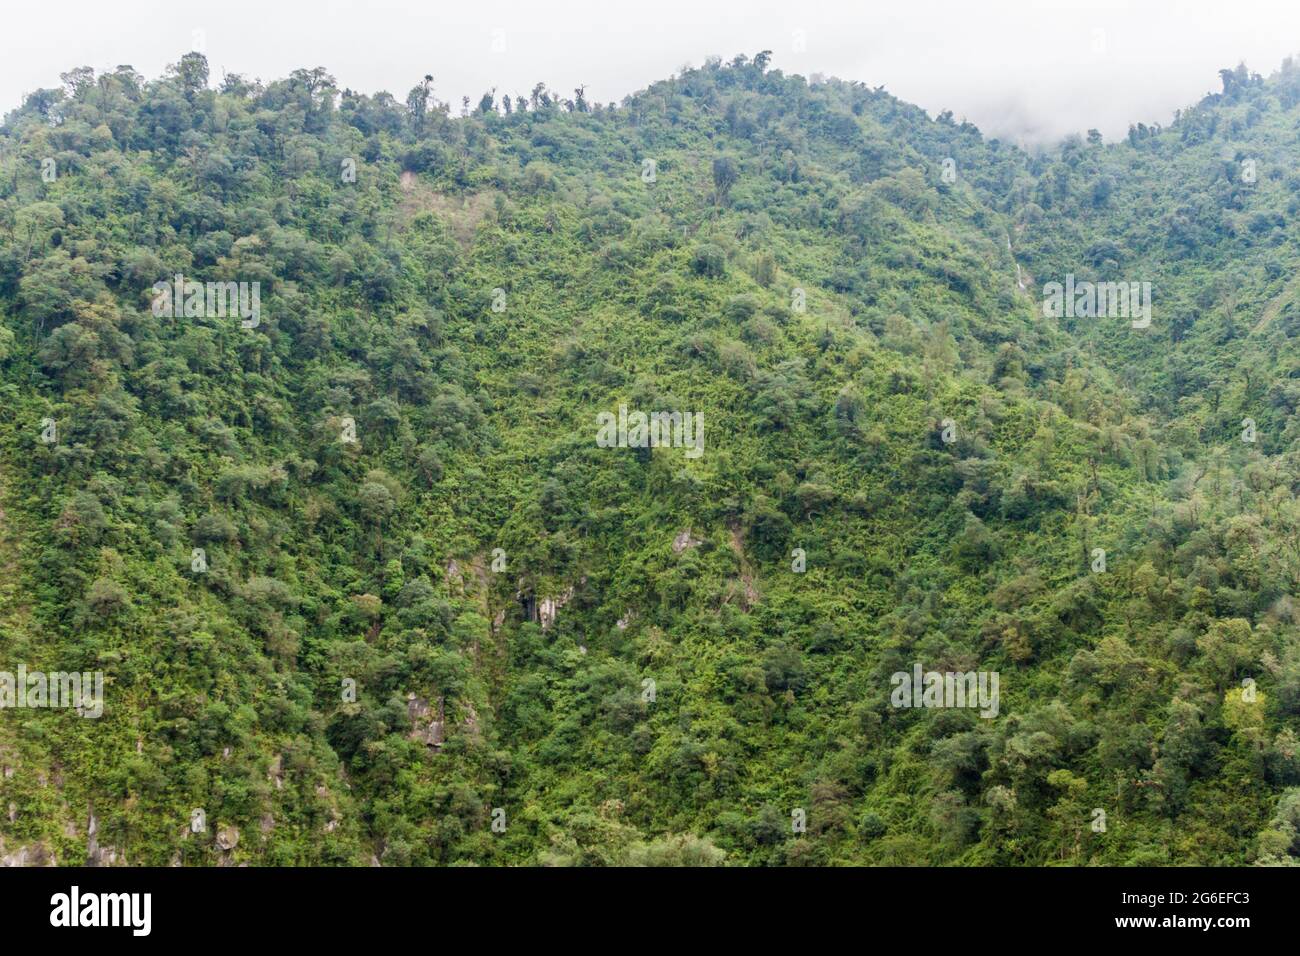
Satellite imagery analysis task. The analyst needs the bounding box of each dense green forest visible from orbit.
[2,50,1299,866]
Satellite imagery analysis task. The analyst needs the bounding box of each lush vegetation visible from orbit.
[1,50,1299,866]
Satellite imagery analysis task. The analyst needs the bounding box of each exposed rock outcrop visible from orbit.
[0,838,55,867]
[538,587,574,629]
[407,693,445,749]
[216,826,239,851]
[673,529,702,554]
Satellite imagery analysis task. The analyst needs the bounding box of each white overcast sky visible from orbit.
[3,0,1299,144]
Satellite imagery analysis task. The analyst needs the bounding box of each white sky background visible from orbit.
[2,0,1299,145]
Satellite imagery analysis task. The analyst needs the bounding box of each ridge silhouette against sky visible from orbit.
[2,2,1299,145]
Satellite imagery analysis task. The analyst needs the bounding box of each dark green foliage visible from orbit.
[0,49,1298,868]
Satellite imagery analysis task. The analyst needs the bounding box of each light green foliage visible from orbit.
[0,52,1297,867]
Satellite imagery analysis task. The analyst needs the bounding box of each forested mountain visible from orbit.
[1,50,1299,866]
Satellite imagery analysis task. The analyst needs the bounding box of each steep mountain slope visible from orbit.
[0,52,1297,866]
